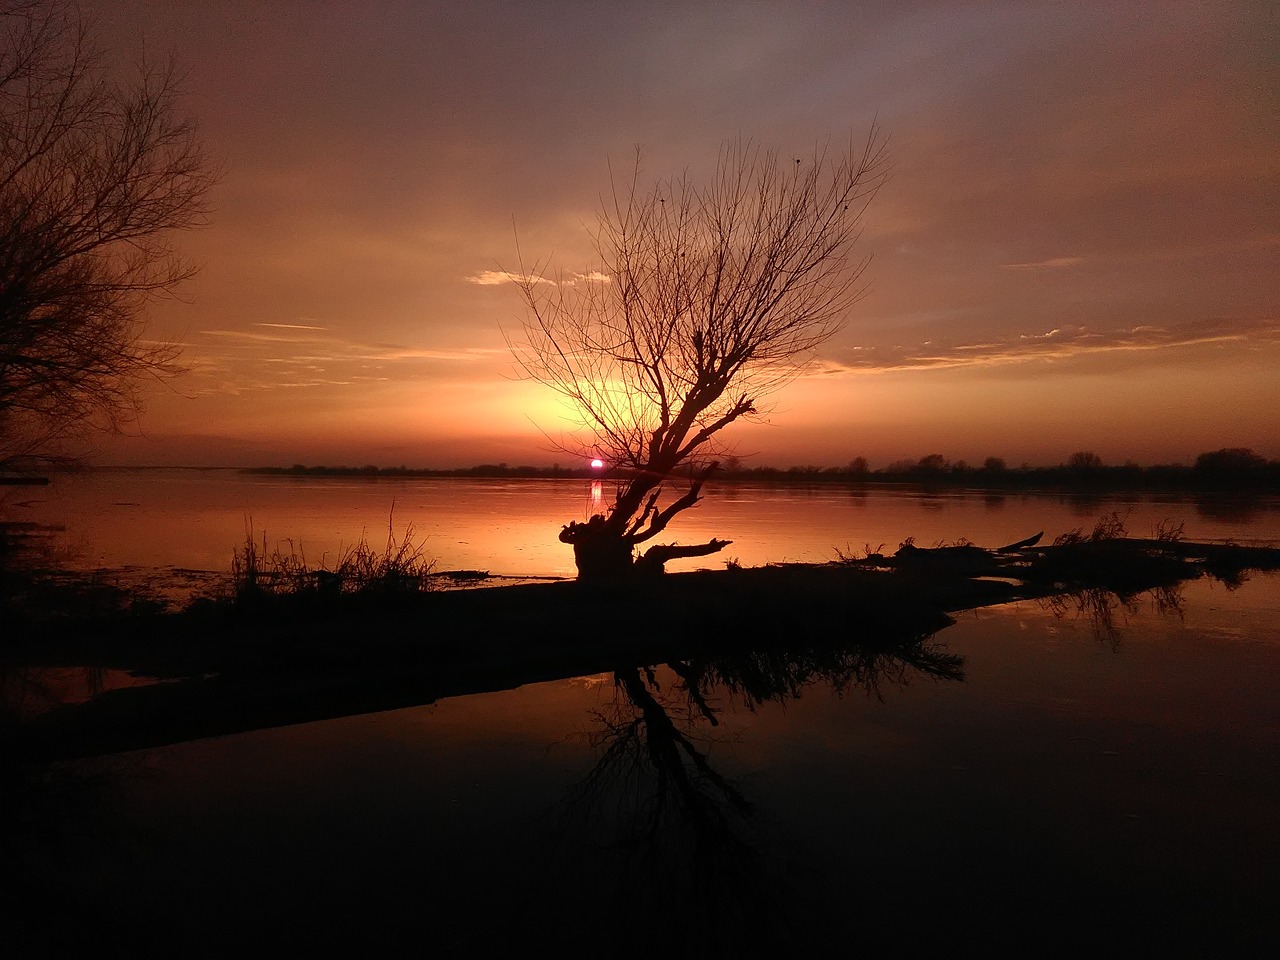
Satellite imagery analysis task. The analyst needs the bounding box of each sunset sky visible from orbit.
[83,0,1278,470]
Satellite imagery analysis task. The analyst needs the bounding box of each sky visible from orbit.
[80,0,1278,469]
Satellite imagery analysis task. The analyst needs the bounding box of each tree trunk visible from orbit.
[635,539,732,576]
[559,516,634,581]
[560,515,732,580]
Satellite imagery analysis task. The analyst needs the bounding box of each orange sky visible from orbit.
[82,0,1278,469]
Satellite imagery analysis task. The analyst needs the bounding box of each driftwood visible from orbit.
[996,531,1043,551]
[634,538,733,574]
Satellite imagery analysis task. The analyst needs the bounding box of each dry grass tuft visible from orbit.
[231,515,434,602]
[1052,511,1129,547]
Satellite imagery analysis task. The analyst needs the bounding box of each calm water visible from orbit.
[9,467,1280,583]
[6,470,1280,954]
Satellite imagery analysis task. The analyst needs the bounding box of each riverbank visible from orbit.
[5,539,1280,957]
[6,533,1278,764]
[242,459,1280,493]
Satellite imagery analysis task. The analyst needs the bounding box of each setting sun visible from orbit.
[57,0,1274,472]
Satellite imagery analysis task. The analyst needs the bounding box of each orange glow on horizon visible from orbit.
[72,2,1277,471]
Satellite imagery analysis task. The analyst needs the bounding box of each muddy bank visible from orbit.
[4,535,1278,763]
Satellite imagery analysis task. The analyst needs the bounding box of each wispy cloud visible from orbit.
[362,345,506,362]
[999,256,1083,271]
[466,269,610,286]
[186,324,508,396]
[468,270,549,286]
[814,317,1280,376]
[200,329,331,344]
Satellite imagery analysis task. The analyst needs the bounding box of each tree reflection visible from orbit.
[1,748,149,953]
[532,627,963,948]
[1041,583,1185,647]
[1193,493,1266,526]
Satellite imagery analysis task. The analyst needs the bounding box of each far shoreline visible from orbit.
[241,459,1278,494]
[25,451,1280,495]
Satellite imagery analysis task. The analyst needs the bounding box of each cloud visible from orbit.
[468,270,549,286]
[361,346,506,362]
[199,329,331,344]
[999,256,1084,271]
[813,317,1280,376]
[467,269,610,286]
[185,325,509,396]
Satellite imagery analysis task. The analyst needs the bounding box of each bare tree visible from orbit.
[0,0,216,468]
[511,128,888,579]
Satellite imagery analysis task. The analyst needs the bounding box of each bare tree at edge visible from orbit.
[0,0,216,469]
[510,128,888,579]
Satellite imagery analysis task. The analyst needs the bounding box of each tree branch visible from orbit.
[507,126,889,577]
[635,538,734,575]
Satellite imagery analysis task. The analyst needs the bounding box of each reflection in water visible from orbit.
[1,665,110,723]
[16,469,1280,586]
[1041,584,1185,647]
[1193,494,1265,526]
[1,751,151,952]
[1063,491,1107,518]
[532,629,964,945]
[5,576,1278,953]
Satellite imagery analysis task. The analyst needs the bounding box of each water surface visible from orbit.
[6,470,1278,954]
[7,572,1279,954]
[10,468,1280,585]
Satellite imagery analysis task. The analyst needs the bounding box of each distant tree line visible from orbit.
[718,447,1279,491]
[245,447,1278,492]
[247,463,598,479]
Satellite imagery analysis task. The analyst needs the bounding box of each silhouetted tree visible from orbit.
[882,457,916,475]
[543,629,963,943]
[915,453,949,474]
[511,129,888,578]
[1067,451,1104,470]
[0,0,215,468]
[1194,447,1265,475]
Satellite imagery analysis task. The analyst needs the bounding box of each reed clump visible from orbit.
[1051,511,1128,547]
[230,521,434,603]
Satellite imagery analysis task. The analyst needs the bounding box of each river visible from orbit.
[8,467,1280,585]
[4,470,1279,954]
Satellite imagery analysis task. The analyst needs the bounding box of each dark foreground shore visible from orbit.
[5,534,1278,764]
[4,537,1279,958]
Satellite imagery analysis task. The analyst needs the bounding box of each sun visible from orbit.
[590,458,604,470]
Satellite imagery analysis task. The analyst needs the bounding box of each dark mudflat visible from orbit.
[4,536,1278,763]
